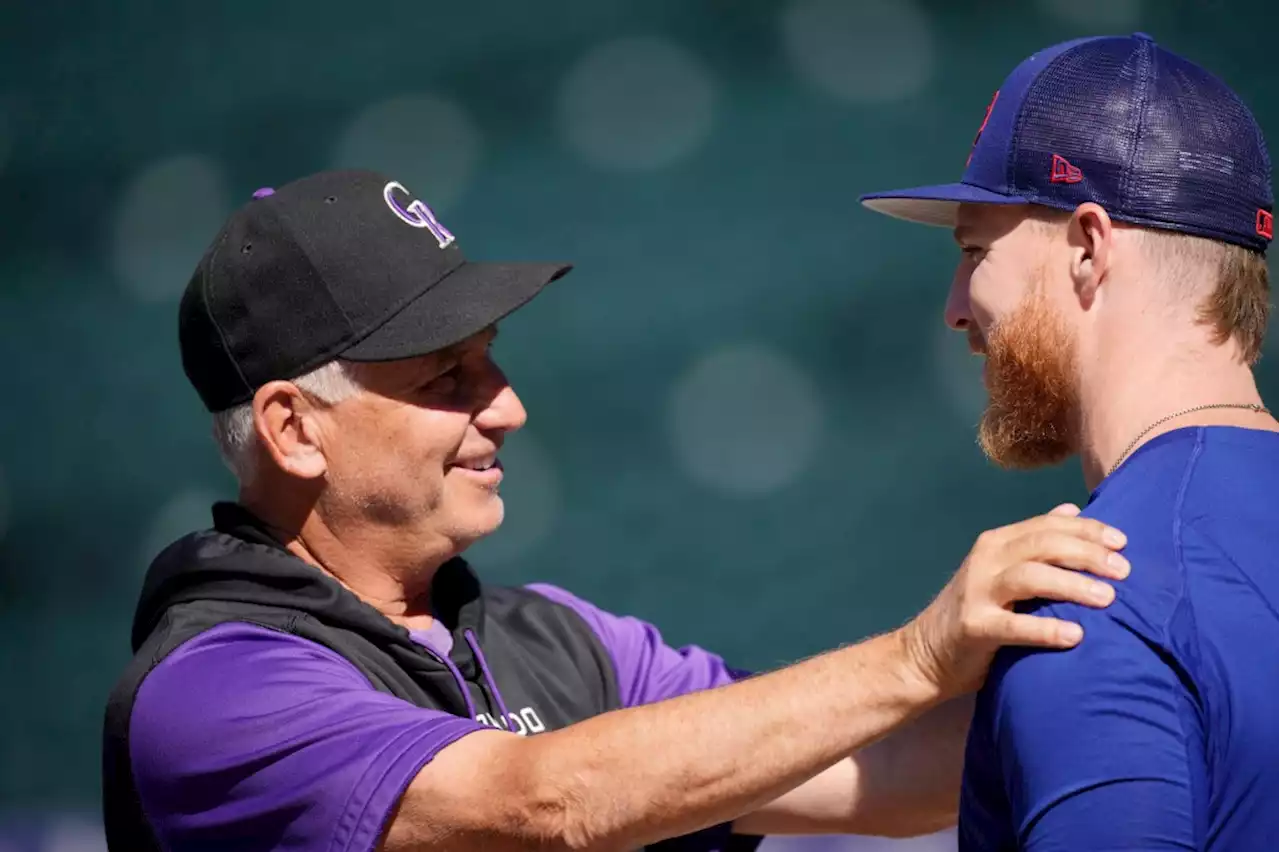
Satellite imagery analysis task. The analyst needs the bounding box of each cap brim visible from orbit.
[859,182,1026,227]
[341,260,572,361]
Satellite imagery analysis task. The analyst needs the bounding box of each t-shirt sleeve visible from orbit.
[968,601,1199,851]
[525,583,751,707]
[128,622,488,852]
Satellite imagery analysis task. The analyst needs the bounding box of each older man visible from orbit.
[103,169,1128,852]
[862,32,1278,851]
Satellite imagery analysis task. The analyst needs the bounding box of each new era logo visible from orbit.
[1050,154,1083,184]
[1257,209,1274,240]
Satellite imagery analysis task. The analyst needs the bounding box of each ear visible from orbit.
[252,381,330,481]
[1066,203,1114,307]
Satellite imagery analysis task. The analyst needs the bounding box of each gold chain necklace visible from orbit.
[1107,403,1269,477]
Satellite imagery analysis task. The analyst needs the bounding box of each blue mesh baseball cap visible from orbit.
[860,33,1275,253]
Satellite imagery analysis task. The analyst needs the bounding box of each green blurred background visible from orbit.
[0,0,1275,849]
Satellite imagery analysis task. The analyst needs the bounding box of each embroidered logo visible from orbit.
[1050,154,1083,184]
[967,91,1000,167]
[383,180,456,249]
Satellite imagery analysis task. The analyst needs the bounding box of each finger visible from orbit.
[988,611,1085,649]
[995,513,1126,551]
[1007,532,1130,580]
[1048,503,1081,517]
[995,561,1116,608]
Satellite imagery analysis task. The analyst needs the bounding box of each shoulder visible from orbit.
[129,622,373,754]
[516,583,632,640]
[512,583,745,707]
[139,619,371,686]
[124,624,487,851]
[982,466,1199,724]
[1077,440,1197,638]
[970,603,1197,825]
[480,581,622,662]
[488,581,658,656]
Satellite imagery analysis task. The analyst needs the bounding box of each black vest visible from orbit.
[102,503,760,851]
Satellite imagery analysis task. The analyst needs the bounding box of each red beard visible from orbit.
[977,284,1080,469]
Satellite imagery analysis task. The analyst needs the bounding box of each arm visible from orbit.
[963,602,1197,851]
[129,512,1124,852]
[385,510,1130,851]
[526,584,970,838]
[734,695,973,838]
[387,628,939,851]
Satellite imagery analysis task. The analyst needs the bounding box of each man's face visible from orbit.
[945,204,1081,469]
[312,326,525,555]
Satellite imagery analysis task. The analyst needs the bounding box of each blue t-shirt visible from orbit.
[959,426,1278,851]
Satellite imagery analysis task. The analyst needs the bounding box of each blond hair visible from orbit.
[1137,228,1271,364]
[1030,208,1272,364]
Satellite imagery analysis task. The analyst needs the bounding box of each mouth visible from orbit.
[450,456,504,486]
[966,329,987,357]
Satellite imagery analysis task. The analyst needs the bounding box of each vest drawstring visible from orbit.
[464,628,513,730]
[428,644,477,720]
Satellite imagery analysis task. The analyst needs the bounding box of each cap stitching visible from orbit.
[281,206,466,343]
[1119,38,1154,212]
[271,207,359,335]
[1165,53,1274,200]
[1007,46,1084,197]
[340,252,470,350]
[200,227,255,408]
[213,201,363,410]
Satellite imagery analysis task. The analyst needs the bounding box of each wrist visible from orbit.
[885,625,947,709]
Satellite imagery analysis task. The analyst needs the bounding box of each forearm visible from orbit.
[514,628,940,850]
[732,695,971,838]
[842,693,970,835]
[388,629,939,852]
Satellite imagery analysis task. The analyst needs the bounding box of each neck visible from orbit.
[1077,335,1274,490]
[240,486,454,632]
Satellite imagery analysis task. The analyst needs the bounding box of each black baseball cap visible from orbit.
[179,169,573,412]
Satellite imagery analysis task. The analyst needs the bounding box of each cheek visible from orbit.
[336,408,465,480]
[970,258,1034,331]
[400,412,468,469]
[966,265,1000,331]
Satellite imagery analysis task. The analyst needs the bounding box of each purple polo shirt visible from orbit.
[128,584,744,851]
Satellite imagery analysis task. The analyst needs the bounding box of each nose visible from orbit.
[474,380,527,436]
[944,263,974,332]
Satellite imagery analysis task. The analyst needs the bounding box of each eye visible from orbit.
[421,364,462,394]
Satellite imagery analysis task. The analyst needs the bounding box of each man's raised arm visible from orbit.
[383,509,1129,851]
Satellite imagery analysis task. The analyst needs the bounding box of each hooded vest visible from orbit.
[103,502,758,851]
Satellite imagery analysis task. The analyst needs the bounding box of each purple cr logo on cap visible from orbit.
[382,181,456,249]
[252,187,275,199]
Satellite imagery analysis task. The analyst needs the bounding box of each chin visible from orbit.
[451,502,506,549]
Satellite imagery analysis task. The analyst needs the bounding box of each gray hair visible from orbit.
[211,360,364,482]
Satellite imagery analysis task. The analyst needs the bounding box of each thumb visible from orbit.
[1048,502,1081,517]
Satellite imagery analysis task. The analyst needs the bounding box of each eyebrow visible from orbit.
[952,225,973,246]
